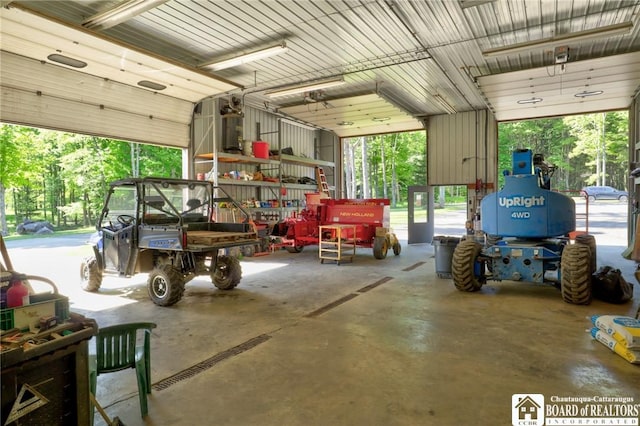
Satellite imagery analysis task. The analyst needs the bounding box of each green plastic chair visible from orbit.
[89,322,157,420]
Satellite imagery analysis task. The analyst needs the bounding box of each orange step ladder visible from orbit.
[315,167,330,197]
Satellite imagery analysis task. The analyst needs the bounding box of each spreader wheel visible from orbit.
[212,255,242,290]
[561,243,592,305]
[147,264,185,306]
[286,245,304,253]
[451,240,484,292]
[373,236,389,259]
[393,241,401,256]
[80,255,103,292]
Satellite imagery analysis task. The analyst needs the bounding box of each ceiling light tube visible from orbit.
[82,0,169,30]
[483,21,633,58]
[266,78,345,98]
[200,42,289,71]
[517,97,543,105]
[433,94,456,114]
[575,90,604,98]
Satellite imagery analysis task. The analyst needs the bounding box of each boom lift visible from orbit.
[451,149,596,304]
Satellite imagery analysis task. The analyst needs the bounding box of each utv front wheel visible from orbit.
[80,256,103,292]
[212,255,242,290]
[147,265,185,306]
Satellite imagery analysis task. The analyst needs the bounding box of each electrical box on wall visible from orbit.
[554,46,569,64]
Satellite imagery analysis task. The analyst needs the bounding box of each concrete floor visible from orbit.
[5,203,640,425]
[78,238,639,425]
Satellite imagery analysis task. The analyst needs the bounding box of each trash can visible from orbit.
[432,236,460,278]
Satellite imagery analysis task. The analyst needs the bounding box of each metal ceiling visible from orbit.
[2,0,640,139]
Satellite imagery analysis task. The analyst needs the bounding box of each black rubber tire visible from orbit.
[575,234,597,274]
[80,255,103,292]
[243,245,256,257]
[393,241,401,256]
[451,240,484,292]
[212,255,242,290]
[373,236,388,259]
[147,264,185,306]
[286,245,304,253]
[560,244,592,305]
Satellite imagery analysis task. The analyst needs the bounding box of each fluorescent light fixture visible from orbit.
[483,21,633,58]
[433,94,456,114]
[200,42,288,71]
[460,0,497,9]
[83,0,169,30]
[575,90,604,98]
[517,97,543,105]
[138,80,166,91]
[372,117,390,122]
[266,78,345,98]
[47,54,87,68]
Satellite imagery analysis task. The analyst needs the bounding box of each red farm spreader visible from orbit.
[271,194,401,259]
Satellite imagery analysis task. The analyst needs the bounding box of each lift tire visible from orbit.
[575,234,597,274]
[393,241,401,256]
[452,240,484,292]
[212,255,242,290]
[147,264,185,306]
[286,245,304,253]
[560,244,592,305]
[80,256,103,292]
[373,236,389,259]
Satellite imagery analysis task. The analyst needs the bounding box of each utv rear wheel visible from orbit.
[212,255,241,290]
[452,240,484,292]
[80,256,102,292]
[561,244,592,305]
[147,265,185,306]
[373,236,388,259]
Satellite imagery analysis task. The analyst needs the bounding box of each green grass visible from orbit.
[3,226,95,241]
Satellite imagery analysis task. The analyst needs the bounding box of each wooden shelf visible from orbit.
[274,154,335,168]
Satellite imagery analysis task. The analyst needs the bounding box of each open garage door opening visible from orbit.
[0,124,182,236]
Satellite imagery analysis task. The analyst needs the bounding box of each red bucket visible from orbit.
[252,141,269,159]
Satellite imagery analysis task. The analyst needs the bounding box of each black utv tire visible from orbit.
[452,240,484,292]
[561,243,592,305]
[373,236,389,259]
[212,255,242,290]
[80,256,103,292]
[147,264,185,306]
[286,245,304,253]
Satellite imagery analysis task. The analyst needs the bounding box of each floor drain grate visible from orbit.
[357,276,393,293]
[305,293,359,318]
[403,261,426,271]
[152,334,271,391]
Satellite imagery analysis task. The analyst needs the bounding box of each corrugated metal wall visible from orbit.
[427,110,497,187]
[0,51,193,147]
